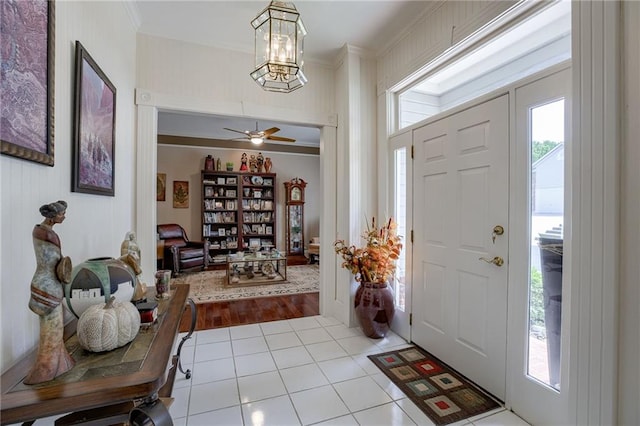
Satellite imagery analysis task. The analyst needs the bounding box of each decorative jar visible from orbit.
[64,257,136,318]
[354,282,395,338]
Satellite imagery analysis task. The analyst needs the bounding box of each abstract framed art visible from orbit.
[0,0,55,166]
[72,41,116,196]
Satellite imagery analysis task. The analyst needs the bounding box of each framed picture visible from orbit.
[249,238,261,248]
[173,181,189,208]
[227,177,237,185]
[157,173,166,201]
[0,0,55,166]
[72,41,116,196]
[227,190,236,198]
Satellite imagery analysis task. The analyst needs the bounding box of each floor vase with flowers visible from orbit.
[355,281,395,338]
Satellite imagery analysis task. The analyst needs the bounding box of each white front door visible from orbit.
[412,94,509,400]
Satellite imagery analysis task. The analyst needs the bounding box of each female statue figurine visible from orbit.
[25,200,75,384]
[240,152,248,171]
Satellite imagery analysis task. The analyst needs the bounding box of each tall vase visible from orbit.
[354,282,395,338]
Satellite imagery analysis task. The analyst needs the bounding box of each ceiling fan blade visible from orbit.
[266,135,296,142]
[262,127,281,137]
[224,127,250,136]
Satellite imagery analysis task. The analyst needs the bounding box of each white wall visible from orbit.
[0,2,137,373]
[157,144,320,252]
[619,2,640,424]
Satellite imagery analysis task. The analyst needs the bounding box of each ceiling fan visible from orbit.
[224,122,296,145]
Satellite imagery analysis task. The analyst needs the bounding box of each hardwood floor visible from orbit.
[179,292,319,332]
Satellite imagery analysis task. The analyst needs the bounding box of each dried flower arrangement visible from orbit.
[334,217,403,283]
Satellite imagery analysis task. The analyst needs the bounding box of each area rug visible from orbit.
[368,346,501,425]
[170,264,319,303]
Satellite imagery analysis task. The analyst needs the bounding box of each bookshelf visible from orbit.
[201,171,277,263]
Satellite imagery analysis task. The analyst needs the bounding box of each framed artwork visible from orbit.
[0,0,55,166]
[173,181,189,208]
[72,41,116,196]
[157,173,166,201]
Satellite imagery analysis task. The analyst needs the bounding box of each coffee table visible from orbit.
[226,253,287,285]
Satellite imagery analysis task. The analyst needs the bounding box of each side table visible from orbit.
[1,285,196,425]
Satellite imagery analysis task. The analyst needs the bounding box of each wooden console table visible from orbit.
[1,284,194,425]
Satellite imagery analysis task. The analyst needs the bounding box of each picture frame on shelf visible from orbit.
[218,228,226,237]
[72,41,117,196]
[266,226,273,235]
[249,238,261,249]
[1,0,55,166]
[226,190,237,198]
[242,176,251,185]
[263,178,273,186]
[217,177,225,184]
[227,177,237,185]
[254,190,262,198]
[204,186,214,197]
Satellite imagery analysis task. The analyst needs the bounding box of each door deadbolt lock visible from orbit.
[492,225,505,243]
[479,256,504,267]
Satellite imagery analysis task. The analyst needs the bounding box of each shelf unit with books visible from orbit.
[201,171,277,262]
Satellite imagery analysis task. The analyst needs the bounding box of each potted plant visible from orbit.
[334,217,403,338]
[226,162,234,171]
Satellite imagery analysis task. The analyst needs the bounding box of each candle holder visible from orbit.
[155,270,172,299]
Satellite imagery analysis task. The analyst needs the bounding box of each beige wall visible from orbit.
[1,2,137,372]
[157,144,320,252]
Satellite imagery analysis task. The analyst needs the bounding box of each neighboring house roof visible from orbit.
[532,143,564,170]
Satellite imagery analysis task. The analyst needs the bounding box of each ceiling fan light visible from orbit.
[251,137,264,145]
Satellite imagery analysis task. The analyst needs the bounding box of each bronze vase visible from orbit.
[354,281,395,338]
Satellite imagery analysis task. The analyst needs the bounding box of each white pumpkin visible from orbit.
[77,296,141,352]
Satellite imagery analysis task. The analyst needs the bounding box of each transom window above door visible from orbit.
[396,1,571,131]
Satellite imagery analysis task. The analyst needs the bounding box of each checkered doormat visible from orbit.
[368,346,501,425]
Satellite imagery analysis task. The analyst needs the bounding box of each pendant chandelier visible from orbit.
[250,1,307,93]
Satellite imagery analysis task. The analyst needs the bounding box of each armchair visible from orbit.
[157,224,210,276]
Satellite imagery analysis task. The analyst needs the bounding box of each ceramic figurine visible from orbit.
[257,152,264,173]
[264,157,272,172]
[120,231,141,263]
[25,200,75,384]
[249,155,257,173]
[240,153,248,171]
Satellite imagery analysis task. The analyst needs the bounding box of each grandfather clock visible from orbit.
[284,178,307,265]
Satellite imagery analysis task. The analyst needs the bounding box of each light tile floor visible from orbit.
[31,315,531,426]
[166,315,530,426]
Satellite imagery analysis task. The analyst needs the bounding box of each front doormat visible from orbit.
[368,346,501,425]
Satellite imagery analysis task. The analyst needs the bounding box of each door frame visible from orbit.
[388,129,413,341]
[506,64,571,424]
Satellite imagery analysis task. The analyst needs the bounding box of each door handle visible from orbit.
[479,256,504,267]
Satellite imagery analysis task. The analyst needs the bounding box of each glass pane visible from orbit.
[393,147,407,311]
[527,99,564,391]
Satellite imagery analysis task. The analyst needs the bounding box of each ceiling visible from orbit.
[130,1,432,148]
